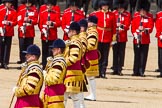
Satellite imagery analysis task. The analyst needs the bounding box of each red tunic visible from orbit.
[39,9,61,41]
[91,10,116,43]
[17,5,38,38]
[0,6,17,36]
[61,8,84,40]
[39,4,60,16]
[155,11,162,47]
[113,10,131,42]
[131,13,154,44]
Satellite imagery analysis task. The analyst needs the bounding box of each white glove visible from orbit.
[64,28,69,33]
[2,20,7,25]
[116,27,123,31]
[12,86,18,93]
[64,25,70,33]
[20,26,25,34]
[111,41,117,45]
[134,33,138,39]
[20,62,27,68]
[23,22,31,26]
[0,27,4,36]
[160,35,162,40]
[42,28,47,38]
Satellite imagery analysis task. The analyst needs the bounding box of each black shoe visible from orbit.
[17,61,22,64]
[139,71,145,77]
[132,73,139,76]
[95,76,101,78]
[117,72,123,76]
[0,64,4,68]
[3,64,9,69]
[157,75,162,78]
[155,69,160,72]
[110,66,114,70]
[140,74,145,77]
[111,72,118,75]
[84,98,96,101]
[17,66,21,70]
[100,74,107,79]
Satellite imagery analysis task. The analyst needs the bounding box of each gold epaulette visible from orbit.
[65,35,83,66]
[45,58,67,86]
[79,32,88,55]
[87,26,98,50]
[15,61,43,97]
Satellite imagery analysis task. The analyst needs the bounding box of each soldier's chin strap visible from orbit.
[22,62,43,76]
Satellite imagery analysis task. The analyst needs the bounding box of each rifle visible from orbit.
[137,16,143,48]
[22,6,29,38]
[116,12,121,43]
[2,7,9,42]
[46,10,51,43]
[71,10,75,23]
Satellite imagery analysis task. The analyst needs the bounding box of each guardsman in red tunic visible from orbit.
[0,3,4,9]
[131,0,154,77]
[39,0,60,18]
[17,0,25,12]
[155,10,162,73]
[91,0,116,78]
[17,0,38,64]
[42,39,67,108]
[155,8,162,77]
[39,0,61,69]
[0,0,17,69]
[111,0,131,75]
[64,22,84,108]
[84,15,99,101]
[61,0,84,41]
[13,45,43,108]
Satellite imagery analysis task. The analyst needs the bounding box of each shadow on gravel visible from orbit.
[94,100,135,103]
[107,67,158,73]
[109,77,154,80]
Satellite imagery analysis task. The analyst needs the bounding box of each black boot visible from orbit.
[3,64,9,69]
[0,64,4,68]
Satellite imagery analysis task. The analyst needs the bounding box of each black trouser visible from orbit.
[133,44,149,75]
[41,40,54,69]
[112,42,126,73]
[129,0,137,16]
[98,42,110,76]
[158,47,160,70]
[158,47,162,76]
[81,0,90,16]
[18,37,34,63]
[0,36,12,65]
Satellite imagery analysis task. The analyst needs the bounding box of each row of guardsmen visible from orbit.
[11,11,99,108]
[1,0,162,78]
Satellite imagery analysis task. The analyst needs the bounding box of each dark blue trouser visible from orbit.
[112,42,126,73]
[18,37,34,63]
[0,36,12,65]
[98,42,110,76]
[158,47,162,76]
[133,44,149,75]
[41,40,54,69]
